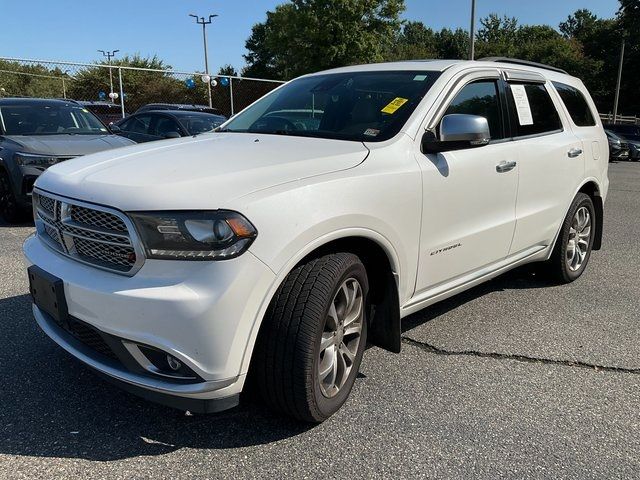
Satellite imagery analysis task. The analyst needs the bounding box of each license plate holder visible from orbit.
[28,265,69,327]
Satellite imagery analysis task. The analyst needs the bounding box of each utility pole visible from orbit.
[469,0,476,60]
[190,13,218,108]
[613,36,626,124]
[98,49,119,103]
[61,69,70,99]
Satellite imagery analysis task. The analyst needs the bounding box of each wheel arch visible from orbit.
[577,179,603,251]
[241,230,403,377]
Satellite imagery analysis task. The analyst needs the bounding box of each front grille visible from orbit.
[71,205,128,232]
[67,319,119,362]
[33,190,143,275]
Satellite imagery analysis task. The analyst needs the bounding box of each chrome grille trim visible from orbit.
[33,188,145,276]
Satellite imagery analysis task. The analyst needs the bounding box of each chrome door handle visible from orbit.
[496,160,517,173]
[568,148,583,158]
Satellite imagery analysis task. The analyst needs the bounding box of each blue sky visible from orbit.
[0,0,620,74]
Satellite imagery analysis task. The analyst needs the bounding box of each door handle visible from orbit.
[496,160,517,173]
[568,148,583,158]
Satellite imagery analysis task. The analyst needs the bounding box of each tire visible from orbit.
[252,253,369,423]
[0,170,27,224]
[546,193,596,284]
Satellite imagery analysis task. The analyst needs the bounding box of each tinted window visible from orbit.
[121,115,152,134]
[507,83,562,137]
[222,71,441,142]
[444,80,504,140]
[553,82,596,127]
[153,116,181,136]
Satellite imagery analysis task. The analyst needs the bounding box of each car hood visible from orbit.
[35,133,369,210]
[4,134,135,156]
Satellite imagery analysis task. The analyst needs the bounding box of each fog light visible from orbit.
[166,355,182,371]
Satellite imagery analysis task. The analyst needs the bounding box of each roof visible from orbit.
[310,58,577,82]
[0,97,81,106]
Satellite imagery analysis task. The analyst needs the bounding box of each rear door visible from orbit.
[505,75,584,254]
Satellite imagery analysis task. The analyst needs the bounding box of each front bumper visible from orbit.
[24,233,276,407]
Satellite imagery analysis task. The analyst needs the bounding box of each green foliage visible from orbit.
[243,0,405,79]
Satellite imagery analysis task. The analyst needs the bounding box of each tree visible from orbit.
[243,0,405,79]
[218,64,238,77]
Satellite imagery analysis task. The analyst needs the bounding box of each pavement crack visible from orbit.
[401,336,640,375]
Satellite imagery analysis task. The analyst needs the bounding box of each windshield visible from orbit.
[0,103,108,136]
[221,70,441,142]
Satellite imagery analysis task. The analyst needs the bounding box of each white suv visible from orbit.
[24,58,609,422]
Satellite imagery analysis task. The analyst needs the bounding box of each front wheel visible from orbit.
[0,170,28,224]
[546,193,596,283]
[252,253,368,422]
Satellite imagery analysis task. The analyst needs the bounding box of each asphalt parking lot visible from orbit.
[1,162,639,479]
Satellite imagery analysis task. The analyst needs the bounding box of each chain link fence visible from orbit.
[0,57,284,120]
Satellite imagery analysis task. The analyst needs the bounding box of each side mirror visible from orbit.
[422,114,491,154]
[110,124,121,134]
[163,131,181,139]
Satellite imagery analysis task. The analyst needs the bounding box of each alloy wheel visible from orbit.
[566,206,591,272]
[317,277,364,398]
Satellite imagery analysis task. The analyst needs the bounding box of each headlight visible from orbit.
[129,211,257,260]
[15,152,63,168]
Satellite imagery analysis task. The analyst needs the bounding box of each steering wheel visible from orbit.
[250,116,298,132]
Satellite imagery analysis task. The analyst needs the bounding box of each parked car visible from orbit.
[604,123,640,142]
[24,58,608,422]
[605,130,630,161]
[135,103,224,116]
[76,101,127,126]
[0,98,135,223]
[111,110,226,143]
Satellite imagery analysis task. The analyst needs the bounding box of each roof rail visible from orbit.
[478,57,568,75]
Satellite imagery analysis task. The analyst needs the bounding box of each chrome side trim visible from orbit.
[402,245,549,317]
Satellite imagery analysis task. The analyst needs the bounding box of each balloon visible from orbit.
[220,77,230,87]
[98,91,106,100]
[185,78,196,89]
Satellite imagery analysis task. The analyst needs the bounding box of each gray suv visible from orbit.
[0,98,135,223]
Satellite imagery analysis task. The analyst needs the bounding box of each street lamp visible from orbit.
[98,49,119,103]
[189,13,218,108]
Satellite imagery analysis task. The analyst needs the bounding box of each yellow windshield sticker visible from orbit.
[381,97,409,114]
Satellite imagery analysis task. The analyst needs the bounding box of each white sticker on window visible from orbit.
[511,84,534,126]
[413,74,428,81]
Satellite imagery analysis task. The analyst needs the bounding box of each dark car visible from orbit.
[111,110,226,143]
[0,98,135,223]
[605,130,630,162]
[77,101,127,126]
[604,123,640,142]
[135,103,224,116]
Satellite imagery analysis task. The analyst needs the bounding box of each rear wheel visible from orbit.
[252,253,368,422]
[546,193,595,283]
[0,170,27,224]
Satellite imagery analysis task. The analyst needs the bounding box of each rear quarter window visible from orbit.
[507,83,562,137]
[552,82,596,127]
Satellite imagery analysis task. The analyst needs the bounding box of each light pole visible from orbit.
[190,13,218,108]
[469,0,476,60]
[613,36,626,124]
[61,69,70,99]
[98,49,119,103]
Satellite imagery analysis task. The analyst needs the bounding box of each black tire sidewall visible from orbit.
[557,194,596,282]
[310,260,369,420]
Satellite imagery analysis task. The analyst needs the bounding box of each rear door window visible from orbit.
[552,82,596,127]
[121,114,152,134]
[507,83,562,137]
